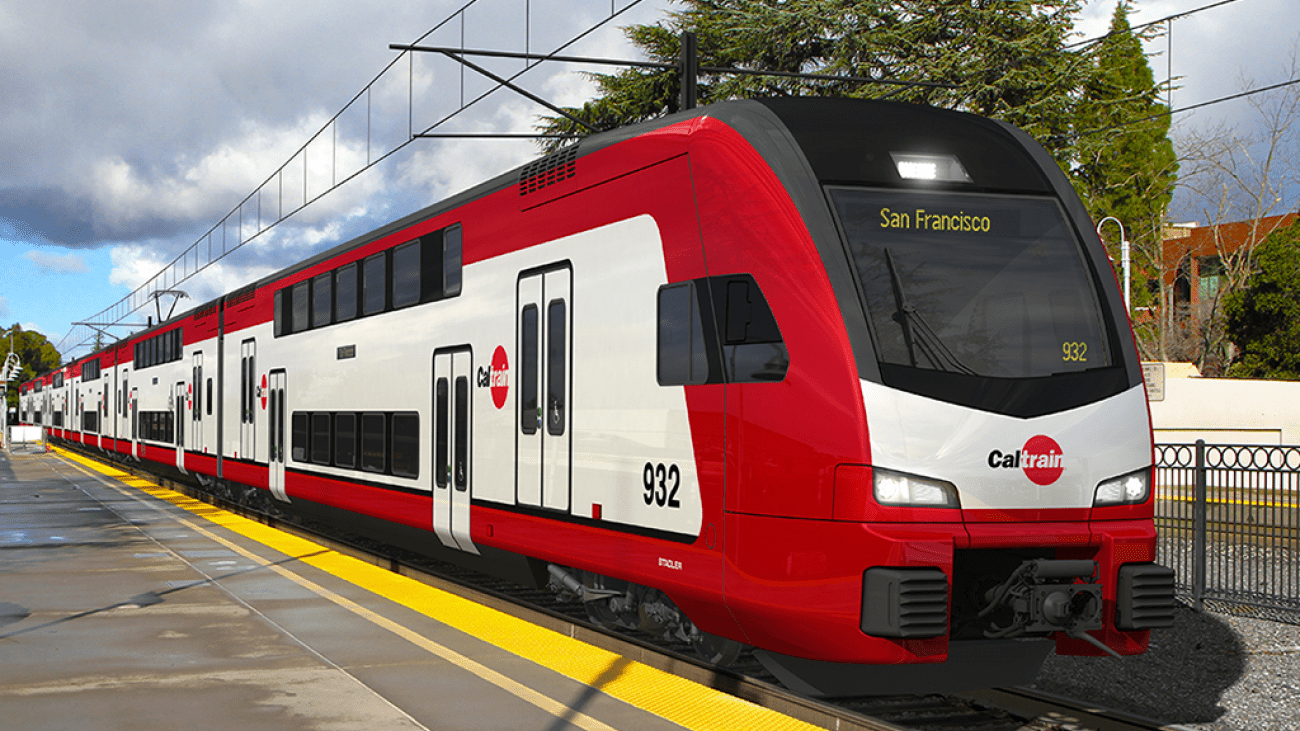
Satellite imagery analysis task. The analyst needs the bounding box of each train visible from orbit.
[19,97,1176,696]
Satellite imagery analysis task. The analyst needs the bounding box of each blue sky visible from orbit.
[2,0,1297,362]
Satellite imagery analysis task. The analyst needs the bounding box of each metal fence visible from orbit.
[1156,442,1300,618]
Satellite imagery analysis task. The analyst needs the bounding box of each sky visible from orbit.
[2,0,1297,362]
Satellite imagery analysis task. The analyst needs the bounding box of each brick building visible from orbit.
[1161,213,1297,318]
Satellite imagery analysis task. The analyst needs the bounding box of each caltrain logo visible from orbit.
[476,346,510,410]
[987,435,1065,486]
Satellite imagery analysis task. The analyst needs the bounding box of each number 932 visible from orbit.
[1062,341,1088,362]
[643,462,682,508]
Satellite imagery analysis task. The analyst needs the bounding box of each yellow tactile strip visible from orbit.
[52,447,821,731]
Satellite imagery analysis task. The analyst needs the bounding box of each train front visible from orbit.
[711,99,1176,696]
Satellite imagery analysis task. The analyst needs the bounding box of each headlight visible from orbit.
[1093,468,1150,506]
[873,467,960,508]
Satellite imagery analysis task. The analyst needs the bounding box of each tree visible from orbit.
[1222,222,1300,379]
[1071,2,1177,360]
[539,0,1088,165]
[2,325,63,412]
[1168,49,1300,375]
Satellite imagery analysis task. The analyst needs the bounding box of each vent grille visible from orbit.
[518,146,578,196]
[1116,563,1177,630]
[862,567,949,638]
[226,284,256,307]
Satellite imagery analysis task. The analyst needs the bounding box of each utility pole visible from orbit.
[679,31,698,110]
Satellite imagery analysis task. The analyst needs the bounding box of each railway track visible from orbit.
[50,443,1180,731]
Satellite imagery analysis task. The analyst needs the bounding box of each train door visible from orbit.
[130,387,138,459]
[433,348,475,553]
[267,370,287,501]
[239,339,255,459]
[192,352,204,453]
[516,266,572,512]
[174,382,186,472]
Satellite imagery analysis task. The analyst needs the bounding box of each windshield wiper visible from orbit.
[883,248,978,376]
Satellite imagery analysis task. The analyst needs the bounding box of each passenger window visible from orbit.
[435,378,449,487]
[393,240,420,309]
[334,413,357,469]
[206,378,213,416]
[454,378,468,490]
[547,300,566,436]
[520,305,538,435]
[291,412,308,462]
[335,263,358,322]
[361,412,386,473]
[363,253,386,315]
[291,281,310,333]
[274,289,287,336]
[311,412,331,464]
[391,413,419,478]
[444,224,462,297]
[312,273,332,328]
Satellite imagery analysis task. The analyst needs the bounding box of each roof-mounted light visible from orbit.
[890,152,972,183]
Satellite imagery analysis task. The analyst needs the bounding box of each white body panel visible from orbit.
[255,214,701,544]
[862,380,1151,510]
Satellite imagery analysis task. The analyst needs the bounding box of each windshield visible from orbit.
[831,188,1112,380]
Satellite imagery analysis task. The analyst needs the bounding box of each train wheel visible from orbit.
[582,572,639,630]
[690,629,745,666]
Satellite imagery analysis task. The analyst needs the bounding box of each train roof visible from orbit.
[47,97,1076,386]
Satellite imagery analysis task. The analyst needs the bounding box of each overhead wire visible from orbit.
[1064,0,1246,50]
[1063,76,1300,141]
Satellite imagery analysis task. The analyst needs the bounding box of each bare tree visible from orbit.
[1168,50,1300,374]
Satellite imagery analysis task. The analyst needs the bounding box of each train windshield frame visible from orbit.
[829,186,1128,416]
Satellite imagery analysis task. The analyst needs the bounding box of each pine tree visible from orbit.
[538,0,1087,165]
[1071,2,1178,357]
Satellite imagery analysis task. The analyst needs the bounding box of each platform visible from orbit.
[0,447,816,731]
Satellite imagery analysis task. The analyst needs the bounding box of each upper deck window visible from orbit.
[363,252,387,316]
[273,222,463,337]
[292,280,311,333]
[393,240,421,309]
[336,263,358,322]
[312,273,333,328]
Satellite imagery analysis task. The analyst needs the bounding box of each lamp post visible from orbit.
[1097,216,1131,314]
[1,327,18,449]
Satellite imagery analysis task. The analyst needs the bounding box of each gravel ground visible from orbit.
[1031,603,1300,730]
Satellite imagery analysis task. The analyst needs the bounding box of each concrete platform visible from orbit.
[0,448,815,731]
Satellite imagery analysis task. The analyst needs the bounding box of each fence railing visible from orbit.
[1156,442,1300,617]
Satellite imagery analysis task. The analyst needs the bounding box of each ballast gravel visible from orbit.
[1030,604,1300,730]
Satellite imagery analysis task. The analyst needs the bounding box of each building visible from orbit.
[1161,213,1297,319]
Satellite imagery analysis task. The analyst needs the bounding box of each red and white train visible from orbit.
[21,98,1174,695]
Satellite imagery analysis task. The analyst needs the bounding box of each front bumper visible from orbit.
[724,512,1172,664]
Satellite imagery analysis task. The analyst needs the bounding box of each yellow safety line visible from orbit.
[1158,492,1299,509]
[52,447,821,731]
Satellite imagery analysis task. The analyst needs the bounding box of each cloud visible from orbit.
[24,249,89,274]
[0,295,8,319]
